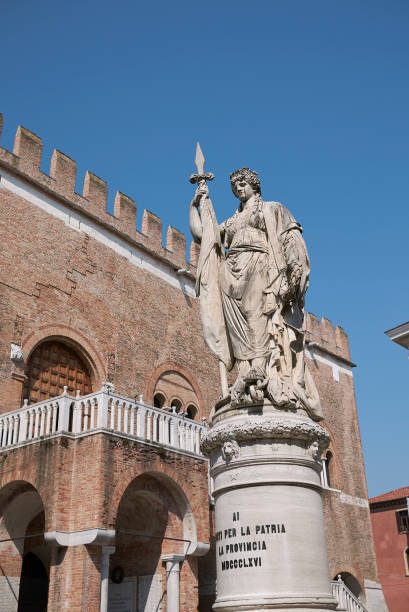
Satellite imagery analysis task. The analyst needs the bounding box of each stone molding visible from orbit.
[201,415,330,456]
[45,528,115,547]
[184,541,210,557]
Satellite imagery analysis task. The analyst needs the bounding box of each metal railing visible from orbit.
[0,386,206,457]
[331,576,368,612]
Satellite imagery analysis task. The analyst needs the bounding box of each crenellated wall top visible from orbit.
[305,312,352,363]
[0,114,197,275]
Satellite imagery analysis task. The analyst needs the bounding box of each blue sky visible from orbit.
[1,0,408,496]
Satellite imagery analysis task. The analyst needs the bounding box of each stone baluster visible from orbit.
[27,409,34,440]
[72,400,83,434]
[159,414,165,443]
[13,415,19,444]
[33,409,40,438]
[88,400,94,430]
[146,410,152,441]
[9,417,14,445]
[180,421,186,450]
[117,402,123,432]
[123,404,129,434]
[137,404,146,438]
[170,417,178,448]
[130,404,135,435]
[1,420,5,447]
[163,415,170,445]
[97,391,110,429]
[45,404,52,434]
[18,401,29,442]
[39,407,45,436]
[51,402,58,432]
[57,388,73,433]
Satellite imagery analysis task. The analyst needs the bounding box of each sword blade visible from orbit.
[195,142,205,175]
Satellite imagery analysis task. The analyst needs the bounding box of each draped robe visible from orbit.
[195,196,322,421]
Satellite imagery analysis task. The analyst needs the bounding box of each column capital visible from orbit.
[162,554,185,571]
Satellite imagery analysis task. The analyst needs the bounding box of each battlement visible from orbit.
[305,313,352,363]
[0,114,196,274]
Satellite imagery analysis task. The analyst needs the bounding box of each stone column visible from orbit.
[162,554,185,612]
[45,528,115,612]
[201,403,337,612]
[100,545,115,612]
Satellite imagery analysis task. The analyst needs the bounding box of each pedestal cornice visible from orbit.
[201,413,330,457]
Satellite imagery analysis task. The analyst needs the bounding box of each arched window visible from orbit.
[154,393,166,409]
[170,399,182,413]
[23,340,92,404]
[186,405,197,420]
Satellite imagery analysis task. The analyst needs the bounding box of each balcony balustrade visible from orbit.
[330,576,368,612]
[0,386,206,457]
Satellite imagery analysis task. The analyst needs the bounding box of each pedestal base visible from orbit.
[214,594,337,612]
[201,403,336,612]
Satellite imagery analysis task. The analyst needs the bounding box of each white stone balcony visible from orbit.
[0,386,206,458]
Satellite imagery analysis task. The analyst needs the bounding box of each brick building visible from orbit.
[370,487,409,612]
[0,114,386,611]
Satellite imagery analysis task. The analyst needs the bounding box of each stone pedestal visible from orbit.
[201,402,337,612]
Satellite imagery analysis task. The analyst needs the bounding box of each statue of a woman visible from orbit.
[190,167,322,421]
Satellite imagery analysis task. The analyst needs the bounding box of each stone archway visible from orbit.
[110,472,205,612]
[0,481,48,612]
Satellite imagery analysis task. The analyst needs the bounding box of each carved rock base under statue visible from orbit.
[201,402,337,612]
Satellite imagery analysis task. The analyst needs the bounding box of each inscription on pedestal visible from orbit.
[216,512,287,571]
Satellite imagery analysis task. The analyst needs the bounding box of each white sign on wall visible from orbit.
[108,575,162,612]
[108,578,137,612]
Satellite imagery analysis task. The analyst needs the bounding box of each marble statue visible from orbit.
[189,151,322,421]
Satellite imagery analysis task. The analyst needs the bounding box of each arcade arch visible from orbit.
[110,472,201,611]
[0,481,49,611]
